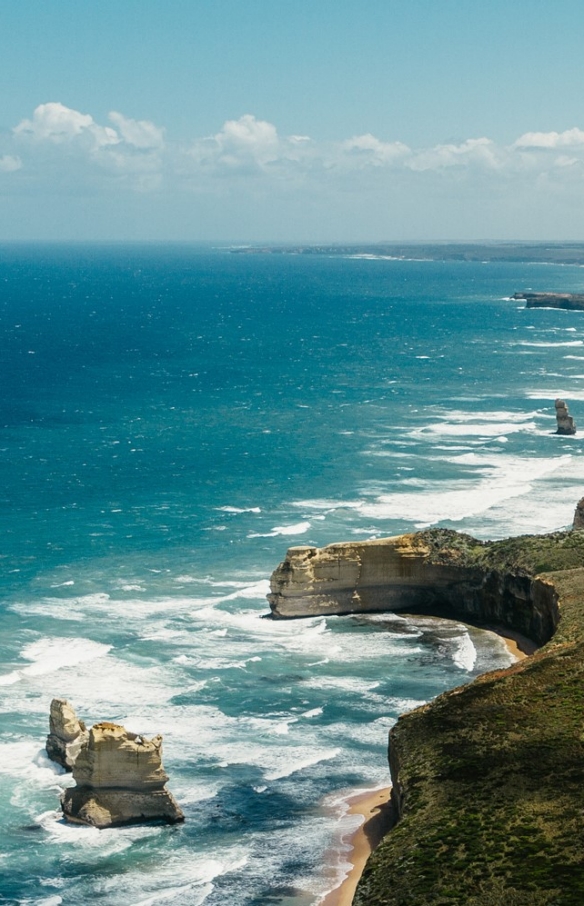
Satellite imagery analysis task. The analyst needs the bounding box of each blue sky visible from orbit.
[2,1,584,241]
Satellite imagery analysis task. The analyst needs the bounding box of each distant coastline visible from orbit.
[512,291,584,311]
[230,241,584,266]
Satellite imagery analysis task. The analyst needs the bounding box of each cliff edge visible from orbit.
[269,528,584,905]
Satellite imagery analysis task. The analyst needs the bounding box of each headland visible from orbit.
[269,524,584,904]
[513,291,584,311]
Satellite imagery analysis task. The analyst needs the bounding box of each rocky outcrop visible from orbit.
[46,698,88,770]
[555,398,576,435]
[60,721,184,828]
[268,536,479,618]
[513,291,584,310]
[573,497,584,530]
[268,533,559,645]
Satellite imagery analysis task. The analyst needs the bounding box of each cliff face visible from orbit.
[268,528,584,905]
[269,535,480,618]
[268,531,560,645]
[356,568,584,906]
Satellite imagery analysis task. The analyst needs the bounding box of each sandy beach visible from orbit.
[318,787,394,906]
[490,625,538,660]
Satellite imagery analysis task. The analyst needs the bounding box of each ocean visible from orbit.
[1,244,583,905]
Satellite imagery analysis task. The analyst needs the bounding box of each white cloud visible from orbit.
[192,114,280,172]
[108,111,165,150]
[0,155,22,172]
[513,128,584,149]
[7,102,584,237]
[10,102,167,190]
[409,137,501,171]
[14,102,119,149]
[341,133,410,166]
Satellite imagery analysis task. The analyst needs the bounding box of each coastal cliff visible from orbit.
[269,528,584,904]
[269,530,560,644]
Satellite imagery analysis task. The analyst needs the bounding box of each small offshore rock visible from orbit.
[46,698,88,771]
[555,398,576,435]
[61,721,184,828]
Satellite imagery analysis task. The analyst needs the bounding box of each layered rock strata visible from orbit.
[61,722,184,828]
[555,398,577,435]
[268,533,559,645]
[46,698,88,770]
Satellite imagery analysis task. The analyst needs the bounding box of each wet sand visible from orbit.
[318,787,394,906]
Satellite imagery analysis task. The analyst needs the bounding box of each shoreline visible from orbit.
[316,625,535,906]
[488,624,538,660]
[318,787,394,906]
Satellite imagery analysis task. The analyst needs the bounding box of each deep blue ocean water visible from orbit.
[1,245,584,905]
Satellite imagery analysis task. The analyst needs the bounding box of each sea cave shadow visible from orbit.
[361,796,399,850]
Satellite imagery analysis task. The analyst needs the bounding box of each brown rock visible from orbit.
[60,722,184,828]
[573,497,584,530]
[555,398,576,435]
[268,535,478,618]
[46,698,88,771]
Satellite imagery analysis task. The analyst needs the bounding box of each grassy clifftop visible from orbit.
[354,530,584,906]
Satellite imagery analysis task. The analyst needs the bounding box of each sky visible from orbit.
[2,0,584,241]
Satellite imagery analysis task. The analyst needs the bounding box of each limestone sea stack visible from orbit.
[61,722,184,828]
[555,398,576,435]
[46,698,88,771]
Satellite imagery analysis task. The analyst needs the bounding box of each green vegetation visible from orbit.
[354,529,584,905]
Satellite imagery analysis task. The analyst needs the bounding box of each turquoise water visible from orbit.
[1,245,583,905]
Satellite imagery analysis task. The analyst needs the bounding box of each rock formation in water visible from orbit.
[555,398,576,435]
[513,291,584,310]
[60,721,184,828]
[46,698,88,771]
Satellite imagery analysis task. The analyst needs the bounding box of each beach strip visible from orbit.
[490,625,538,660]
[319,787,393,906]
